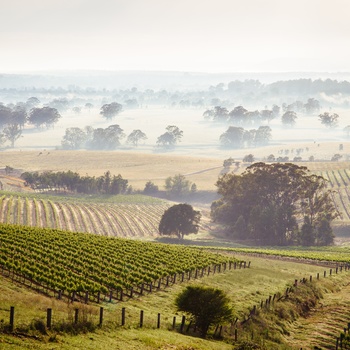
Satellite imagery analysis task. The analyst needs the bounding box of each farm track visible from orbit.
[287,281,350,349]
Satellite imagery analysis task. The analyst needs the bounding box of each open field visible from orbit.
[0,150,224,192]
[2,142,350,191]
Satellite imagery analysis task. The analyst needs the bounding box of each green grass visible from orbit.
[2,252,346,349]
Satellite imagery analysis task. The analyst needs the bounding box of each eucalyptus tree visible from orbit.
[211,162,338,245]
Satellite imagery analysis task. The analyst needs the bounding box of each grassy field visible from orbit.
[0,150,225,192]
[1,254,349,349]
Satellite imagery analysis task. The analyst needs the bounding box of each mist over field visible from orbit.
[1,72,350,163]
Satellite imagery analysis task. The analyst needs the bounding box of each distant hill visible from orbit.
[1,70,350,90]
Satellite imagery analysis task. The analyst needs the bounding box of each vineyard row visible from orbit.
[0,195,170,237]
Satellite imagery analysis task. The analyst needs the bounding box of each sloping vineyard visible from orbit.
[210,246,350,264]
[0,194,170,237]
[0,224,239,298]
[317,169,350,222]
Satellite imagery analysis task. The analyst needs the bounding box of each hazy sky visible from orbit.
[1,0,349,73]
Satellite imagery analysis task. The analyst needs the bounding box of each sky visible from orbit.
[1,0,349,73]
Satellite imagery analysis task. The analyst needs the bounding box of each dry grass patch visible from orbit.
[0,150,224,191]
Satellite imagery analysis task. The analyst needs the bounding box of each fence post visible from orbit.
[85,291,89,304]
[75,308,79,324]
[9,306,14,332]
[47,308,52,329]
[234,328,238,341]
[99,307,104,326]
[330,269,332,276]
[180,315,186,333]
[172,316,176,329]
[140,310,144,328]
[317,272,319,280]
[324,270,326,278]
[121,307,126,326]
[157,313,161,329]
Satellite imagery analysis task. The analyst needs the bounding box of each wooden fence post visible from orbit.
[330,269,332,276]
[99,307,104,326]
[317,272,319,280]
[157,313,161,329]
[172,316,176,329]
[180,315,186,333]
[47,308,52,329]
[9,306,14,332]
[324,270,326,278]
[121,307,126,326]
[75,308,79,324]
[140,310,144,328]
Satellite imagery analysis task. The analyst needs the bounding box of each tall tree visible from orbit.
[165,174,191,197]
[88,125,125,150]
[220,126,245,148]
[319,112,339,128]
[61,127,87,149]
[126,129,147,146]
[100,102,123,119]
[228,106,248,124]
[304,98,320,114]
[281,111,297,127]
[156,125,183,149]
[211,163,338,246]
[2,123,22,148]
[28,107,61,128]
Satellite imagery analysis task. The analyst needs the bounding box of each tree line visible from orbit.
[61,125,183,150]
[21,170,129,195]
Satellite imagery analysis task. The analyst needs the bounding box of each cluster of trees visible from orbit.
[0,98,61,148]
[204,99,321,126]
[220,126,271,149]
[204,105,279,125]
[62,124,182,150]
[142,174,197,199]
[211,163,338,246]
[21,170,129,195]
[156,125,183,149]
[61,125,126,150]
